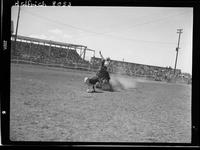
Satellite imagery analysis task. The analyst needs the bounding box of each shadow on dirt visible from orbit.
[88,90,104,93]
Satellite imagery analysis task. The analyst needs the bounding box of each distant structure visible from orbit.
[11,34,95,62]
[11,35,190,84]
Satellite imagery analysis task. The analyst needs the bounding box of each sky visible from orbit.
[11,6,193,74]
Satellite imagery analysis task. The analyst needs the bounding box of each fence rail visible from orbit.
[11,59,156,79]
[11,59,97,71]
[11,59,191,84]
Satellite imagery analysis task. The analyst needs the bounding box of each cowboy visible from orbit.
[84,51,112,92]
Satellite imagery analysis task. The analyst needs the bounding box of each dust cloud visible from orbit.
[110,75,137,91]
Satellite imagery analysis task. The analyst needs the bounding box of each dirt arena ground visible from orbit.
[10,63,191,143]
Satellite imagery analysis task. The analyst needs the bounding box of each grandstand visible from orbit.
[11,35,190,84]
[11,35,91,68]
[90,57,182,82]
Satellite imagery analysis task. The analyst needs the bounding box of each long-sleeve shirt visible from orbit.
[96,59,110,81]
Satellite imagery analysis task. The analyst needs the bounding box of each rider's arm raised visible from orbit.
[99,51,105,60]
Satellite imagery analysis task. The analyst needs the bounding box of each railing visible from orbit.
[11,58,156,79]
[11,59,93,71]
[11,58,191,84]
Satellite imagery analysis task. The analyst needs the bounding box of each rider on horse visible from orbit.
[84,51,112,92]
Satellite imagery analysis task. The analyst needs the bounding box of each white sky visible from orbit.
[11,6,193,74]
